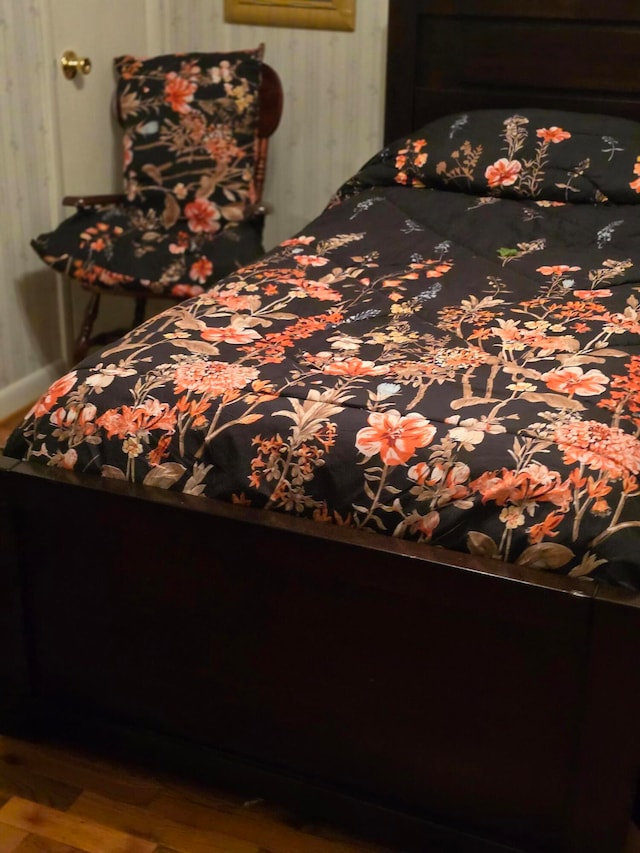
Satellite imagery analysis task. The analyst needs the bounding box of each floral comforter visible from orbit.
[8,108,640,590]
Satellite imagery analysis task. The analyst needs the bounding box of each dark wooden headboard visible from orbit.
[385,0,640,144]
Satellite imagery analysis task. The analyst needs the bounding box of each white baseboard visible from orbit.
[0,360,66,421]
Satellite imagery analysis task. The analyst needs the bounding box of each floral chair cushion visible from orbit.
[31,201,264,298]
[31,48,267,298]
[115,48,264,228]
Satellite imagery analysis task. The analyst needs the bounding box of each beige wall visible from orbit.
[0,0,389,419]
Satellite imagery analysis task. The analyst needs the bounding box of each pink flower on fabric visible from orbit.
[31,372,78,418]
[184,198,221,234]
[356,410,437,466]
[123,135,133,169]
[295,255,330,267]
[189,257,214,284]
[537,127,571,143]
[164,72,197,113]
[542,366,609,397]
[485,158,522,188]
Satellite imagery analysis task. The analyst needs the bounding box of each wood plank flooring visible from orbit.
[0,735,394,853]
[1,733,639,853]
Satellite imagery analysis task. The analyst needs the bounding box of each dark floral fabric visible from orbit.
[115,49,263,218]
[31,204,264,298]
[10,110,640,591]
[335,109,640,205]
[30,49,265,298]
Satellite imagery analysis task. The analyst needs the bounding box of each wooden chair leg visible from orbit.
[132,297,146,329]
[72,292,100,365]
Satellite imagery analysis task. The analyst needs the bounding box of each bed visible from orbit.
[3,3,640,851]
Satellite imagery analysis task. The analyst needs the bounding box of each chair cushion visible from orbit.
[114,48,263,230]
[31,200,264,297]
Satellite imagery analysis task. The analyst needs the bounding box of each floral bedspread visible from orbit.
[8,108,640,590]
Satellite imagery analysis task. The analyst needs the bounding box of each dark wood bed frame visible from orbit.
[3,3,640,851]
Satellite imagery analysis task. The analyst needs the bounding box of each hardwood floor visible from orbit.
[0,734,393,853]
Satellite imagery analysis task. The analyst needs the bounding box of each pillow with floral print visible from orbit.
[114,48,263,232]
[387,109,640,204]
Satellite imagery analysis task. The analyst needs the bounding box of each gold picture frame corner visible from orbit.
[224,0,356,32]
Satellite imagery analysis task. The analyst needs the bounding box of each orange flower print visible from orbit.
[395,139,427,176]
[50,403,97,437]
[598,354,640,424]
[536,127,571,143]
[573,289,611,299]
[485,158,522,188]
[472,464,571,511]
[123,135,133,169]
[298,280,341,301]
[408,460,471,505]
[541,366,609,397]
[172,360,259,396]
[189,257,214,284]
[184,198,221,234]
[586,476,613,516]
[201,326,262,344]
[426,264,451,278]
[208,290,256,312]
[205,133,237,163]
[95,406,136,439]
[536,265,581,277]
[280,235,315,247]
[169,231,190,254]
[528,511,564,544]
[410,510,439,540]
[170,283,204,298]
[295,255,330,267]
[630,159,640,193]
[164,72,197,113]
[96,399,176,441]
[355,410,437,466]
[395,151,408,170]
[554,419,640,478]
[95,267,135,287]
[31,371,77,418]
[321,357,388,377]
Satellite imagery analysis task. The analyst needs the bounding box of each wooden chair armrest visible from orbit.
[63,193,127,207]
[246,202,273,219]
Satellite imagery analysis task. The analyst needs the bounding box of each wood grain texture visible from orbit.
[0,823,28,853]
[0,736,389,853]
[0,797,157,853]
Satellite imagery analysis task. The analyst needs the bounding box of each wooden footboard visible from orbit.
[0,458,30,710]
[2,457,640,851]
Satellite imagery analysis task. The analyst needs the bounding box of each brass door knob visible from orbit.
[61,50,92,80]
